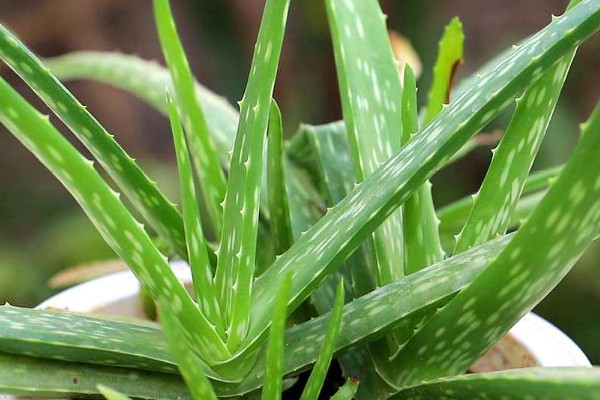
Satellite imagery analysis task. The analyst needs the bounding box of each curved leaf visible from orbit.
[390,368,600,400]
[0,24,186,257]
[154,0,227,235]
[235,0,600,363]
[0,353,191,400]
[393,97,600,386]
[0,76,229,363]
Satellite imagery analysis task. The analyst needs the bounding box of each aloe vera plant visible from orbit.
[1,0,600,400]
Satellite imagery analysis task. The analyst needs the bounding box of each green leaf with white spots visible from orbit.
[267,100,294,256]
[330,378,359,400]
[299,281,344,400]
[98,385,133,400]
[392,99,600,387]
[286,123,389,400]
[298,122,376,298]
[262,273,292,400]
[0,353,192,400]
[167,92,225,337]
[159,308,219,400]
[390,368,600,400]
[423,17,464,125]
[0,236,508,397]
[214,0,292,353]
[438,165,561,241]
[0,306,237,383]
[325,0,405,286]
[46,51,324,243]
[0,76,229,364]
[0,24,187,258]
[214,236,511,396]
[231,0,600,364]
[437,166,562,245]
[153,0,227,237]
[454,6,578,254]
[47,51,238,166]
[401,65,445,275]
[0,305,177,374]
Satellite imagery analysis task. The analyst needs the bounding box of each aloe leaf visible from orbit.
[46,51,324,240]
[299,281,344,400]
[167,93,225,336]
[262,273,292,400]
[268,100,294,256]
[300,123,376,299]
[214,236,511,396]
[324,0,408,381]
[234,0,600,361]
[0,353,191,400]
[325,0,405,285]
[295,123,384,400]
[0,24,186,257]
[390,368,600,400]
[454,7,579,254]
[401,17,464,273]
[153,0,227,236]
[214,0,292,353]
[0,236,507,397]
[401,65,445,275]
[159,308,219,400]
[0,305,235,383]
[47,51,238,165]
[0,305,177,373]
[329,378,359,400]
[393,99,600,386]
[98,385,133,400]
[438,166,562,237]
[423,18,465,124]
[0,76,229,363]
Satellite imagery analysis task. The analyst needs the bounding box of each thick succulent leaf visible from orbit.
[393,99,600,386]
[438,166,561,238]
[454,7,578,254]
[214,0,291,352]
[167,93,225,337]
[0,24,186,257]
[47,51,237,164]
[423,17,464,124]
[233,0,600,361]
[329,378,359,400]
[154,0,227,236]
[214,236,511,396]
[401,65,445,275]
[299,122,376,298]
[294,123,390,400]
[299,281,344,400]
[267,100,294,256]
[160,308,219,400]
[0,305,244,383]
[45,51,324,240]
[262,273,292,400]
[98,385,133,400]
[0,305,176,373]
[390,368,600,400]
[0,353,191,400]
[325,0,405,285]
[0,77,229,363]
[0,236,507,397]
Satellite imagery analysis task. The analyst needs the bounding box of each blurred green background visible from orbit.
[0,0,598,363]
